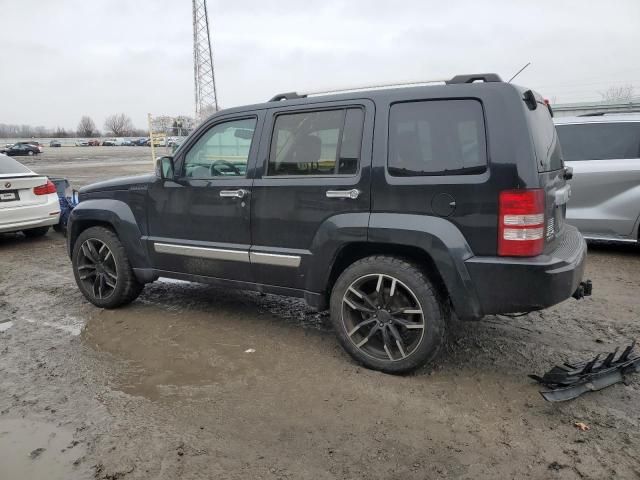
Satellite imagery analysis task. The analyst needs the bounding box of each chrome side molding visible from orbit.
[153,242,302,267]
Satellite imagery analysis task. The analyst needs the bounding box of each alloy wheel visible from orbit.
[341,273,425,361]
[77,238,118,300]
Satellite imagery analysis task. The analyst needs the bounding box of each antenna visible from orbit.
[508,62,531,83]
[192,0,219,122]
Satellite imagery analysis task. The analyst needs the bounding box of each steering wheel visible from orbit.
[210,159,241,176]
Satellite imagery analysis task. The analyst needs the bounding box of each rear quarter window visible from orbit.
[555,122,640,161]
[526,101,563,172]
[387,99,487,176]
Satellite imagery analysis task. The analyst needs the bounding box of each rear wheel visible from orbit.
[72,226,143,308]
[22,226,49,238]
[27,150,34,156]
[330,255,447,374]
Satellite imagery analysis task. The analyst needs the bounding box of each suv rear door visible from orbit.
[250,100,374,290]
[555,120,640,239]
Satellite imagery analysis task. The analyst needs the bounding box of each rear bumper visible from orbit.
[0,195,60,233]
[465,225,587,315]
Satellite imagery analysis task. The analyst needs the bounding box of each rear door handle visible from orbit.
[220,189,249,199]
[326,189,361,199]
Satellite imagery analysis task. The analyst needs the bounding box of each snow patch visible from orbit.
[0,321,14,332]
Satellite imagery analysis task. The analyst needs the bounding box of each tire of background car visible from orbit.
[27,150,34,156]
[71,226,143,308]
[330,255,447,374]
[22,226,49,238]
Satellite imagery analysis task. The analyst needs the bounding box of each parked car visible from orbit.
[121,139,133,146]
[67,73,588,373]
[49,140,62,147]
[0,143,41,156]
[0,154,60,236]
[75,140,89,146]
[16,141,43,153]
[101,138,116,146]
[152,135,167,147]
[133,138,150,146]
[555,113,640,244]
[88,139,101,146]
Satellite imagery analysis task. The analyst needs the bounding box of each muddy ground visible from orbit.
[1,146,639,479]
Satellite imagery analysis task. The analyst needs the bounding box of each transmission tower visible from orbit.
[192,0,219,121]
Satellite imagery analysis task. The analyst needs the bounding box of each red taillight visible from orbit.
[33,179,57,195]
[498,189,545,257]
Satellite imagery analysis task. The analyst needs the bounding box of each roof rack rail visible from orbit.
[268,73,503,102]
[269,92,308,102]
[445,73,503,84]
[578,109,640,117]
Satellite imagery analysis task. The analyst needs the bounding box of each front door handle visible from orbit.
[326,189,361,200]
[220,189,249,199]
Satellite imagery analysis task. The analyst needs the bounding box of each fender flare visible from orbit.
[306,212,483,320]
[367,213,482,320]
[67,199,151,270]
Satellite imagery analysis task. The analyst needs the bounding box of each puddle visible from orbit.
[81,301,277,400]
[0,419,89,480]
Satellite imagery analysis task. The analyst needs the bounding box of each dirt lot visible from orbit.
[1,146,639,479]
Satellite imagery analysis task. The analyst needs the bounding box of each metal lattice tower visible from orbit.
[192,0,219,121]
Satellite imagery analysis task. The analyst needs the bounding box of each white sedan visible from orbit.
[0,153,60,236]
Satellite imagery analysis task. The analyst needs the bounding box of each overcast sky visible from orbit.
[0,0,638,131]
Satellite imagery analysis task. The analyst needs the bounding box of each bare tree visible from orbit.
[600,84,635,103]
[77,116,97,137]
[104,113,133,137]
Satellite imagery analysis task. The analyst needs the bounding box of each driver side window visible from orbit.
[183,117,257,179]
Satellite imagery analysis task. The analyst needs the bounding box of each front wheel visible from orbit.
[330,255,447,374]
[72,226,143,308]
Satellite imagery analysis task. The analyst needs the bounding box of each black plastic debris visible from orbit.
[530,342,639,402]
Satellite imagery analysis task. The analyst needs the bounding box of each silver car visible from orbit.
[554,113,640,244]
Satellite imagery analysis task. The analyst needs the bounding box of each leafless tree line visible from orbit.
[0,113,148,139]
[599,84,636,103]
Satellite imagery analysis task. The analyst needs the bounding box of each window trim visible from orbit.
[385,98,489,178]
[263,106,365,179]
[178,114,259,180]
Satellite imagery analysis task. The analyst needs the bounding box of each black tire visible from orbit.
[22,226,49,238]
[72,226,143,308]
[330,255,447,374]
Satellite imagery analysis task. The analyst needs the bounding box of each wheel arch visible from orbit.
[68,199,152,271]
[313,213,484,320]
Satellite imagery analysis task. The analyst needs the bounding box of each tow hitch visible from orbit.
[572,279,592,300]
[530,342,639,402]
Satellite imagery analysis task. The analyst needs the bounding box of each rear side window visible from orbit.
[527,101,563,172]
[556,122,640,161]
[268,107,364,176]
[388,99,487,176]
[0,154,32,174]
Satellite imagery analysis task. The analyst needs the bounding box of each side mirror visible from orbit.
[156,156,175,180]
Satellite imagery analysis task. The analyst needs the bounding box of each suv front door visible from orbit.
[146,113,263,281]
[250,101,374,291]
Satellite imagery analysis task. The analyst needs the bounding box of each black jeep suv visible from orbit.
[68,73,588,373]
